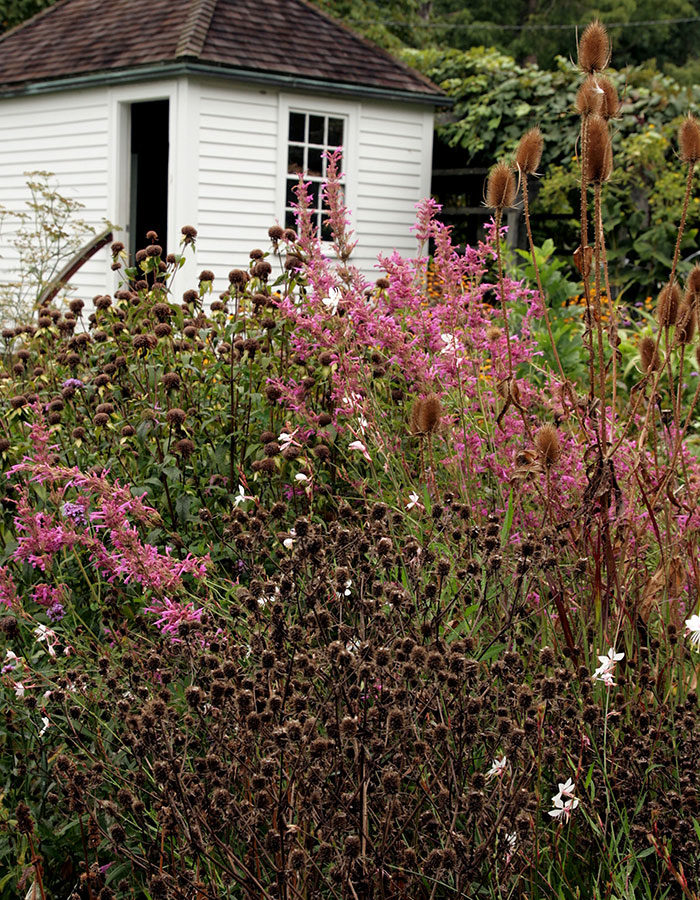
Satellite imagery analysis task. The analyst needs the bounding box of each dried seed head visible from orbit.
[413,393,443,435]
[578,20,610,74]
[687,264,700,300]
[657,282,681,327]
[585,116,613,183]
[534,425,562,468]
[675,299,696,344]
[576,78,603,117]
[515,128,544,175]
[696,345,700,370]
[639,336,661,372]
[598,77,620,119]
[679,115,700,164]
[486,161,516,209]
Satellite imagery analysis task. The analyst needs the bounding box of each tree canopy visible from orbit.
[315,0,700,75]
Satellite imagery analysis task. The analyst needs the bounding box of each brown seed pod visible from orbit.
[410,394,443,436]
[675,299,696,344]
[576,78,603,117]
[534,425,562,468]
[679,115,700,164]
[657,282,681,327]
[696,345,700,370]
[687,264,700,300]
[515,128,544,175]
[418,394,443,434]
[578,20,610,74]
[598,77,621,119]
[585,116,613,183]
[486,161,516,210]
[573,245,593,276]
[639,336,661,372]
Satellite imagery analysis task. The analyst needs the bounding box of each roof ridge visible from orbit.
[0,0,74,46]
[176,0,218,58]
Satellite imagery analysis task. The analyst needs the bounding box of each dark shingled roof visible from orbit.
[0,0,444,101]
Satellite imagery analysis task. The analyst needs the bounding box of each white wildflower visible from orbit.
[486,755,508,780]
[592,647,624,682]
[321,287,342,315]
[406,491,422,511]
[685,614,700,649]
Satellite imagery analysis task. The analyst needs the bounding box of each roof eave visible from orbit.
[0,59,453,106]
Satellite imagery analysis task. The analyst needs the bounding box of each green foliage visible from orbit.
[0,0,55,32]
[409,46,700,295]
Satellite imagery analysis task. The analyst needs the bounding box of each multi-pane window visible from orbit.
[285,111,345,241]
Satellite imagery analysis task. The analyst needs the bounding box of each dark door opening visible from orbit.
[130,99,169,259]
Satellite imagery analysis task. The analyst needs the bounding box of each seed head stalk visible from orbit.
[493,209,513,378]
[593,183,608,447]
[580,117,597,404]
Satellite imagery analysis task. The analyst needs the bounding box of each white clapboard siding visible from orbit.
[353,102,432,277]
[195,82,279,291]
[0,87,111,309]
[0,75,435,314]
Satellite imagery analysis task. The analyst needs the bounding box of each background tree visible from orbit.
[0,0,54,32]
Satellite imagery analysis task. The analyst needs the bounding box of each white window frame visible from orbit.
[276,94,358,246]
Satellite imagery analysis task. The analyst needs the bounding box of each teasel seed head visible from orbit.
[486,161,517,209]
[584,116,613,183]
[576,78,603,117]
[657,282,681,327]
[535,425,562,468]
[515,128,544,175]
[411,393,443,435]
[578,20,610,74]
[687,264,700,300]
[679,115,700,164]
[598,77,621,119]
[675,299,696,344]
[639,336,661,372]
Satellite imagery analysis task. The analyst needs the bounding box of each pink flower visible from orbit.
[348,440,371,462]
[144,597,203,639]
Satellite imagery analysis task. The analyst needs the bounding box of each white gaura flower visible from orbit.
[321,287,342,315]
[34,624,57,657]
[503,831,517,863]
[440,333,460,355]
[685,614,700,649]
[39,716,50,737]
[14,681,25,698]
[486,755,508,779]
[552,777,576,803]
[233,483,253,507]
[592,647,624,681]
[349,439,372,462]
[406,491,422,511]
[283,528,297,550]
[295,473,310,483]
[278,429,300,452]
[548,795,579,821]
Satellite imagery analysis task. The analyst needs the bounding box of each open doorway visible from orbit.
[129,99,169,258]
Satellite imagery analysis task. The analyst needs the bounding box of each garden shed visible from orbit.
[0,0,445,300]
